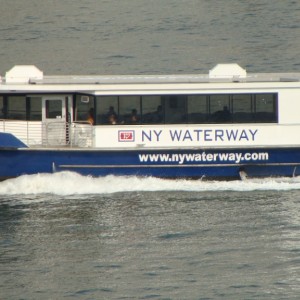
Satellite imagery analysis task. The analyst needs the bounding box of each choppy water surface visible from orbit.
[0,173,300,299]
[1,0,300,299]
[0,0,300,75]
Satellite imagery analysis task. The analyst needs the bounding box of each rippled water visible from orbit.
[1,0,300,75]
[1,0,300,299]
[0,174,300,299]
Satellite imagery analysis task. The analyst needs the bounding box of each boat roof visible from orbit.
[1,63,300,85]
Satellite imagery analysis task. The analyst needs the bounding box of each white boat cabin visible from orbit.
[0,64,300,149]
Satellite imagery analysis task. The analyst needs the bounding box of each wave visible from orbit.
[0,171,300,195]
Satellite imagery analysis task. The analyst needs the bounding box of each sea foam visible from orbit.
[0,171,300,195]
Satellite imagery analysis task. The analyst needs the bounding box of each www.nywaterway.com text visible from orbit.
[138,152,269,164]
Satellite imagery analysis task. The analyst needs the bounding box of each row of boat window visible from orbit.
[0,93,277,124]
[76,93,277,124]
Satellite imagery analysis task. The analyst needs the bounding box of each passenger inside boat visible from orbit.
[87,108,95,125]
[108,114,117,125]
[212,106,231,122]
[129,109,139,124]
[107,106,118,124]
[75,92,276,126]
[153,105,163,123]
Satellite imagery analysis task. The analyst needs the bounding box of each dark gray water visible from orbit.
[0,174,299,299]
[1,0,300,299]
[1,0,300,75]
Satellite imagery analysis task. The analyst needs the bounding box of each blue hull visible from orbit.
[1,147,300,180]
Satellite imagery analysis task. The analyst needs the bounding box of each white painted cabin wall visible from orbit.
[93,123,300,149]
[278,89,300,124]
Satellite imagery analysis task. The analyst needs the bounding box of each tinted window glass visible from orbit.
[96,96,118,124]
[0,96,4,118]
[119,96,140,124]
[93,93,277,125]
[28,96,42,120]
[164,95,186,124]
[187,95,207,123]
[7,96,26,120]
[209,95,230,122]
[75,95,94,123]
[141,96,163,124]
[232,94,252,123]
[254,94,276,122]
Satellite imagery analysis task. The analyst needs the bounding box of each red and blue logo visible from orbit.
[118,130,135,142]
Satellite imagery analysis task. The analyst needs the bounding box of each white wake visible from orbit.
[0,171,300,195]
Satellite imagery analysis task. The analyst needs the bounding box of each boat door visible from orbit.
[42,96,68,146]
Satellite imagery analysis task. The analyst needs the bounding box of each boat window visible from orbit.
[7,96,27,120]
[209,95,231,122]
[0,96,4,119]
[119,96,140,124]
[141,96,163,124]
[164,95,186,124]
[232,94,252,123]
[45,99,62,119]
[187,95,207,123]
[28,96,42,120]
[95,96,118,124]
[75,95,94,123]
[94,92,277,125]
[254,94,277,122]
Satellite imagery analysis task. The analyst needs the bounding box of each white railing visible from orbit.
[0,119,42,146]
[42,121,69,146]
[0,119,94,148]
[70,122,94,147]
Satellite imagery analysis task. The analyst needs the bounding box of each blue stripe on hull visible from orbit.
[0,133,28,148]
[0,147,300,180]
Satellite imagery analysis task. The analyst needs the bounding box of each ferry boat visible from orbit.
[0,63,300,181]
